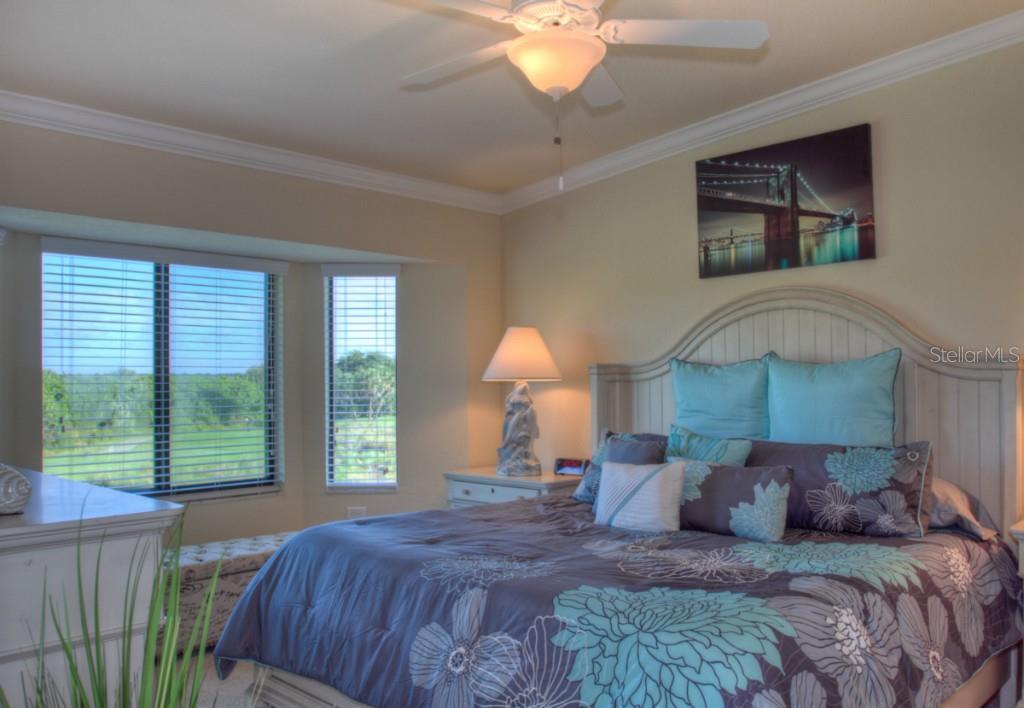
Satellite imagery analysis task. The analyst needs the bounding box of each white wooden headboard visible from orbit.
[590,287,1023,535]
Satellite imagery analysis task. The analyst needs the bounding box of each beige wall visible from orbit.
[3,42,1023,541]
[0,235,11,459]
[501,44,1024,467]
[0,122,504,543]
[0,234,43,471]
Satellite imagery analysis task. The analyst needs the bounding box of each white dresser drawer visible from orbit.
[0,470,181,701]
[448,480,541,505]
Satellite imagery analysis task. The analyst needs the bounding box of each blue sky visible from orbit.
[43,253,267,375]
[330,276,396,363]
[43,254,397,375]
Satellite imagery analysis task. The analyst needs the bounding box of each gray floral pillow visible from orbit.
[572,431,667,504]
[929,477,999,541]
[746,440,934,537]
[671,459,792,542]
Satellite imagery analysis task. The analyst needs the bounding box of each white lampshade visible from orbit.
[483,327,562,382]
[507,30,607,101]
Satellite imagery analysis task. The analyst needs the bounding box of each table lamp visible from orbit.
[483,327,562,477]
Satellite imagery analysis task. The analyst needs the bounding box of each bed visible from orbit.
[215,287,1024,707]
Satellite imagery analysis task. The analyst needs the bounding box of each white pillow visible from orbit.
[594,461,685,533]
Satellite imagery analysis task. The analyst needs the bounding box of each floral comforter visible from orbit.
[215,497,1023,708]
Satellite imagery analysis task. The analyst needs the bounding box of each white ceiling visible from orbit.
[1,0,1022,193]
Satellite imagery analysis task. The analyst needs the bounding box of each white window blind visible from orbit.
[325,270,398,487]
[42,251,279,494]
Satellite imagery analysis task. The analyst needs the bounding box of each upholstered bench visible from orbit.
[172,531,296,654]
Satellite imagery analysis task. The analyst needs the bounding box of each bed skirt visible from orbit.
[243,643,1020,708]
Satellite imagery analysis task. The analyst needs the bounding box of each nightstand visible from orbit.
[1010,522,1024,576]
[445,467,579,508]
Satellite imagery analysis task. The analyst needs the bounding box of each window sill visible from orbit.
[325,483,398,495]
[164,484,284,504]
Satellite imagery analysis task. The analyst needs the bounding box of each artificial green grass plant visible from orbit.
[0,521,222,708]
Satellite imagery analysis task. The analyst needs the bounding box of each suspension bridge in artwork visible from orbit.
[697,159,858,248]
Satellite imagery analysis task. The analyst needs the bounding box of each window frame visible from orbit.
[40,238,286,497]
[323,264,400,490]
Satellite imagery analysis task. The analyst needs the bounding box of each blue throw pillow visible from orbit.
[573,432,667,504]
[767,349,900,447]
[666,424,752,466]
[670,354,770,439]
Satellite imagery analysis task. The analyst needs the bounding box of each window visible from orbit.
[42,242,282,495]
[325,266,398,487]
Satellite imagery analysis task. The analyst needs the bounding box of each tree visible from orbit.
[43,369,70,447]
[333,351,395,420]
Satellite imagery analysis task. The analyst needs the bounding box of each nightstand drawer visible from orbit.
[448,480,541,505]
[444,468,579,509]
[447,499,479,509]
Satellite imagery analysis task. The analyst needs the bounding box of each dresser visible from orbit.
[444,467,579,508]
[0,469,182,702]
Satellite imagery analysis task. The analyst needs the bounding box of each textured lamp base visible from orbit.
[496,381,543,477]
[0,464,32,515]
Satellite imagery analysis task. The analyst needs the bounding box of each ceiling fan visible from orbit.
[402,0,769,106]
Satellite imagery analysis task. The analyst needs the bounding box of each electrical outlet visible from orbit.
[347,506,368,519]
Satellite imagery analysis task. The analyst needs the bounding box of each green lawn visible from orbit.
[44,427,266,490]
[331,416,396,483]
[44,416,397,489]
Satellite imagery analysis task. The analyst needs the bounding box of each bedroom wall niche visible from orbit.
[0,126,505,543]
[501,42,1024,469]
[302,261,474,527]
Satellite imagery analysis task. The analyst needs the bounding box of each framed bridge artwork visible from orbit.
[696,124,875,278]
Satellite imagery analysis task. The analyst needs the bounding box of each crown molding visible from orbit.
[500,9,1024,214]
[0,90,505,215]
[0,10,1021,217]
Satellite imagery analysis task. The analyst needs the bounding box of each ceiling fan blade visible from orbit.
[424,0,515,22]
[580,64,623,108]
[402,41,513,86]
[600,19,769,49]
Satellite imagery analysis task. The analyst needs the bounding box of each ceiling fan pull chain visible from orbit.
[554,103,565,192]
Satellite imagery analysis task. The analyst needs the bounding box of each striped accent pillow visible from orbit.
[594,461,686,533]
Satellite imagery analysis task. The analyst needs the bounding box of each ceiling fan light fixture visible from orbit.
[507,29,606,101]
